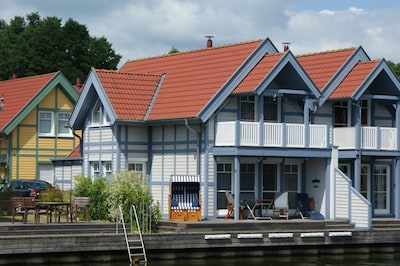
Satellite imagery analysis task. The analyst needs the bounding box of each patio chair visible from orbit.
[11,197,28,223]
[272,192,289,220]
[296,193,324,220]
[11,197,41,223]
[224,191,244,220]
[24,197,50,223]
[71,196,91,222]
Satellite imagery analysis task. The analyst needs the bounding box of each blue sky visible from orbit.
[1,0,400,67]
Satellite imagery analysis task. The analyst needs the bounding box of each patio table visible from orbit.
[36,202,72,223]
[245,199,273,220]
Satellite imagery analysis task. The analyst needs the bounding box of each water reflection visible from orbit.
[49,253,398,266]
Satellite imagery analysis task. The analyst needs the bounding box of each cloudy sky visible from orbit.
[1,0,400,68]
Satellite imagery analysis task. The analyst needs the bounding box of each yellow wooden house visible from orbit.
[0,72,80,184]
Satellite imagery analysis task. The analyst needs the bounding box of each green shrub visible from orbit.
[38,187,63,202]
[73,175,110,221]
[107,171,161,232]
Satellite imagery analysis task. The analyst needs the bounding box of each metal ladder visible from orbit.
[117,205,147,264]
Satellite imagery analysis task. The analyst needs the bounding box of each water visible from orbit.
[39,253,399,266]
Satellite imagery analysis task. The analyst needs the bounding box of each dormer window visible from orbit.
[92,101,101,125]
[91,100,110,126]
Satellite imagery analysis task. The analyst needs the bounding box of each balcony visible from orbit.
[333,126,397,150]
[215,121,397,151]
[215,121,329,149]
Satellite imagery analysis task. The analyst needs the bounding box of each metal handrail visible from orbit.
[116,204,147,264]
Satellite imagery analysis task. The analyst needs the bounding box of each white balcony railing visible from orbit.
[215,121,328,149]
[333,126,397,150]
[215,121,397,151]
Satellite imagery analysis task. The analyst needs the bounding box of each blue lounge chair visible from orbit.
[296,193,324,220]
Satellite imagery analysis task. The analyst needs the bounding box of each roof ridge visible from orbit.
[97,68,162,77]
[358,59,380,64]
[125,39,263,63]
[297,47,357,57]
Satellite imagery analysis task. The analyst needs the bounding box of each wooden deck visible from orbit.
[1,218,400,264]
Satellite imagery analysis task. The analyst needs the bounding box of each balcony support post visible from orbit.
[235,120,240,146]
[304,97,311,148]
[258,94,264,146]
[233,155,241,220]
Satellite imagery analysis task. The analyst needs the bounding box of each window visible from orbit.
[104,162,112,180]
[334,101,348,127]
[39,111,54,136]
[240,96,255,121]
[361,100,369,126]
[91,100,111,126]
[57,112,72,137]
[263,164,277,199]
[39,111,72,137]
[128,163,144,173]
[283,164,299,192]
[240,163,255,200]
[216,163,232,209]
[264,96,278,122]
[92,161,113,180]
[92,162,100,179]
[92,101,101,125]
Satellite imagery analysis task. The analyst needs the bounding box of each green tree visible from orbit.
[0,12,121,83]
[168,47,180,54]
[388,61,400,79]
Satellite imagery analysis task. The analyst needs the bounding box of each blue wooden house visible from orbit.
[59,38,400,228]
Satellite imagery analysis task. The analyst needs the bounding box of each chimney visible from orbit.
[12,73,17,79]
[282,42,290,52]
[205,36,214,48]
[76,77,81,87]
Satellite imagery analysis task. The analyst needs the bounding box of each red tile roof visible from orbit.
[95,70,163,120]
[120,40,262,120]
[297,48,356,90]
[234,53,284,93]
[0,72,57,131]
[330,60,379,99]
[67,145,81,158]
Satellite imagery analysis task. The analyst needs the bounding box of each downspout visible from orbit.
[185,119,202,175]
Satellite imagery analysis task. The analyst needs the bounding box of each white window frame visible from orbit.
[128,162,145,174]
[104,161,112,180]
[91,101,101,126]
[92,161,100,179]
[57,112,73,137]
[91,100,111,126]
[38,111,54,137]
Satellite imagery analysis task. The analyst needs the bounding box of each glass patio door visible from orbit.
[361,165,390,215]
[373,165,390,215]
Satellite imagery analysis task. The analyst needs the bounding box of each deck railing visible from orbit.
[215,121,328,148]
[333,126,397,150]
[215,121,397,151]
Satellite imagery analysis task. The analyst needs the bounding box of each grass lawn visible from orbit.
[0,212,72,223]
